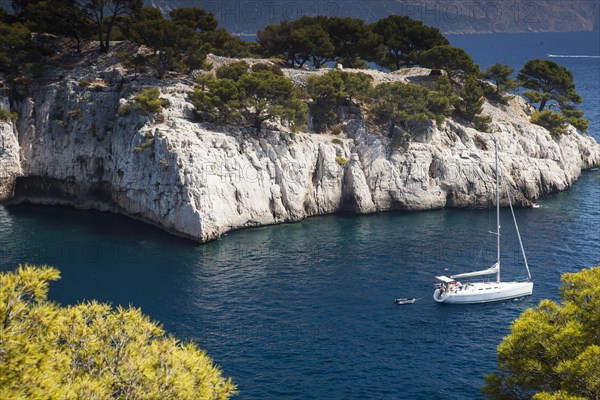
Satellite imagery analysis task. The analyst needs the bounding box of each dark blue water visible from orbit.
[449,32,600,135]
[1,32,599,399]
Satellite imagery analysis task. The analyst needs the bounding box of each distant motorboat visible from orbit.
[433,139,533,304]
[394,298,417,305]
[532,203,541,209]
[547,54,600,59]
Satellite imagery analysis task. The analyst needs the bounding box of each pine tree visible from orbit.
[0,265,236,399]
[483,267,600,400]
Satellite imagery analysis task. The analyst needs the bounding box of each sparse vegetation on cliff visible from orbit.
[0,2,588,138]
[131,88,167,114]
[0,105,18,122]
[518,59,587,133]
[481,63,516,104]
[458,75,491,132]
[531,109,568,135]
[306,70,372,131]
[190,63,307,131]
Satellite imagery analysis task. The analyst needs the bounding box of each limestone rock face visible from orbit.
[1,70,599,242]
[0,121,21,201]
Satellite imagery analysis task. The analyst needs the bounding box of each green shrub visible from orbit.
[335,156,349,166]
[131,88,168,114]
[481,63,516,104]
[215,61,249,81]
[79,80,91,87]
[531,109,567,135]
[116,104,132,117]
[458,75,490,132]
[0,106,18,122]
[473,115,492,133]
[134,137,155,152]
[332,137,342,144]
[190,69,307,131]
[251,63,283,76]
[330,125,343,135]
[417,45,478,77]
[370,82,445,134]
[190,78,242,124]
[458,75,485,121]
[562,106,588,133]
[68,108,83,120]
[306,70,372,131]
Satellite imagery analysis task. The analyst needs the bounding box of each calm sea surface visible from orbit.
[1,32,599,399]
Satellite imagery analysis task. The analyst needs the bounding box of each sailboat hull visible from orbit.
[433,281,533,304]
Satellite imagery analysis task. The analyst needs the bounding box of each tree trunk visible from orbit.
[254,117,263,131]
[312,57,321,69]
[104,21,115,52]
[98,28,106,52]
[539,98,548,111]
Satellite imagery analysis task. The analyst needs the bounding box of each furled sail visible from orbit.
[451,263,499,279]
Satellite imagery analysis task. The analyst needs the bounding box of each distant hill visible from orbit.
[152,0,599,35]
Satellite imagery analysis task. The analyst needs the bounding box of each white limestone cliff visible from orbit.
[1,64,599,242]
[0,118,21,201]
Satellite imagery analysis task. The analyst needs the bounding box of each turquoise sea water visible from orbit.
[1,32,599,399]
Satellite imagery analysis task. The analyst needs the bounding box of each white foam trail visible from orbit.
[547,54,600,58]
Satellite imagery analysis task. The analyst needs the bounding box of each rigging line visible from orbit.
[506,187,532,280]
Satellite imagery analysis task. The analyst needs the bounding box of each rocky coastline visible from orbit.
[1,54,599,242]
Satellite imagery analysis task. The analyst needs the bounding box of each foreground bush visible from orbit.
[0,265,236,400]
[483,267,600,400]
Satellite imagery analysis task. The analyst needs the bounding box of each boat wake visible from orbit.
[547,54,600,59]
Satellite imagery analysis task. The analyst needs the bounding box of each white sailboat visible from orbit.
[433,139,533,304]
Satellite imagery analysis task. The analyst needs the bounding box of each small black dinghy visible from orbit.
[394,298,416,305]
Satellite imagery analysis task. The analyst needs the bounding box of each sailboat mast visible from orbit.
[495,139,501,283]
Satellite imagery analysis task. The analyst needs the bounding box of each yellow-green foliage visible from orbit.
[0,106,18,122]
[134,137,155,152]
[483,267,600,400]
[0,265,236,400]
[335,156,349,166]
[67,107,83,120]
[132,88,168,114]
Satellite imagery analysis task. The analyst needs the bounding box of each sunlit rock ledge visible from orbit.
[1,52,599,242]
